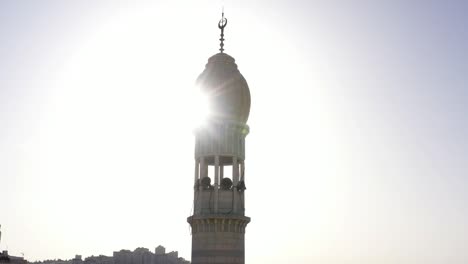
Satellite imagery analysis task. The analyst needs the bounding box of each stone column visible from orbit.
[214,155,219,213]
[194,159,200,210]
[233,156,239,213]
[194,159,200,186]
[233,157,239,184]
[220,165,224,180]
[199,157,205,191]
[240,160,245,212]
[240,160,245,182]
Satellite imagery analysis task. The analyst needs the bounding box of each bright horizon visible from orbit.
[1,1,467,264]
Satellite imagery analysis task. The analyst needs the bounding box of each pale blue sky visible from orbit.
[1,1,467,264]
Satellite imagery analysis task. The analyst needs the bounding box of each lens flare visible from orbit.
[190,86,210,129]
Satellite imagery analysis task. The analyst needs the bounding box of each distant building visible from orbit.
[84,255,113,264]
[113,247,188,264]
[0,226,27,264]
[0,251,27,264]
[154,247,164,256]
[29,247,188,264]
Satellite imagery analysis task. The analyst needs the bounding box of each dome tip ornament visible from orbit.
[218,10,227,53]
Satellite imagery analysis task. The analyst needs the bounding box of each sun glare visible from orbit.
[189,86,211,129]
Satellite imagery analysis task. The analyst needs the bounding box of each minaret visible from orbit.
[187,12,251,264]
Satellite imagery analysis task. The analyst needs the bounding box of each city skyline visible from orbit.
[1,1,467,264]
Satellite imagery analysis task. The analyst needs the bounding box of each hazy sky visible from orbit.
[1,1,467,264]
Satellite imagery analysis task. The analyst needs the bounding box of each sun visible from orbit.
[188,86,211,129]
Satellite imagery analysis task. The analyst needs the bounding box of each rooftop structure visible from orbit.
[30,247,188,264]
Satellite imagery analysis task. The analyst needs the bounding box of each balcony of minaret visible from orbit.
[193,155,246,216]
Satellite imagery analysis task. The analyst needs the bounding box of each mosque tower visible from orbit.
[187,12,251,264]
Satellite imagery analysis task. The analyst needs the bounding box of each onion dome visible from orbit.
[195,11,251,124]
[196,53,251,124]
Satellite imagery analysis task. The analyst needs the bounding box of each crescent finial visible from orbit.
[218,10,227,53]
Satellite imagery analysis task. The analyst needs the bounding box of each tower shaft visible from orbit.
[188,13,251,264]
[188,122,250,264]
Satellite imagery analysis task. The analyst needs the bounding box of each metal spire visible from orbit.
[218,9,227,53]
